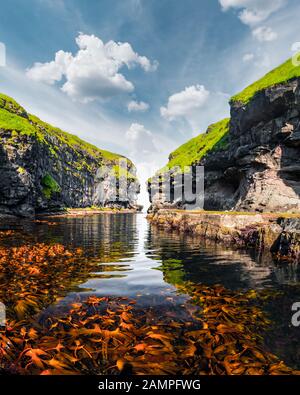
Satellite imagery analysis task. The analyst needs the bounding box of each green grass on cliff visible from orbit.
[28,113,122,163]
[0,106,37,138]
[0,93,130,168]
[148,57,300,185]
[231,57,300,104]
[0,93,27,115]
[149,118,229,182]
[167,118,230,170]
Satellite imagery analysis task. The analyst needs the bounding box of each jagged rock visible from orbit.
[0,94,140,217]
[149,78,300,213]
[225,79,300,212]
[147,210,300,262]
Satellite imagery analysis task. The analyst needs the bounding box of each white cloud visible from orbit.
[127,100,150,112]
[219,0,286,26]
[1,62,132,157]
[126,122,155,153]
[243,52,254,62]
[160,85,210,121]
[26,50,73,85]
[26,33,158,102]
[252,26,278,42]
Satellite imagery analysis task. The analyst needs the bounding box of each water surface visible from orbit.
[1,213,300,369]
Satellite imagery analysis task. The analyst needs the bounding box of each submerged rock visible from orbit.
[148,210,300,262]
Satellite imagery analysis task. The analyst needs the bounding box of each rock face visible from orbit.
[149,78,300,213]
[0,94,140,217]
[148,210,300,262]
[227,79,300,212]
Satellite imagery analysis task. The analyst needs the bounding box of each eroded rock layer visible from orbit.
[149,76,300,213]
[0,94,139,217]
[148,210,300,262]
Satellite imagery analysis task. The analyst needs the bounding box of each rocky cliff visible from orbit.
[0,93,140,217]
[148,58,300,213]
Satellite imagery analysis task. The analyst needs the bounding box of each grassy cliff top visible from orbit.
[231,57,300,104]
[0,92,127,164]
[167,118,230,169]
[0,93,27,115]
[149,118,229,182]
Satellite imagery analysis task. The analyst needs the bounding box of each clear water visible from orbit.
[2,213,300,368]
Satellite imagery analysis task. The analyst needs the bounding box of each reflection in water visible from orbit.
[146,225,300,290]
[146,224,300,369]
[0,213,300,370]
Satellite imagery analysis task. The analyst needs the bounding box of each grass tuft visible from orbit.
[231,57,300,104]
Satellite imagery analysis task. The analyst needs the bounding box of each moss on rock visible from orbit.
[41,174,61,199]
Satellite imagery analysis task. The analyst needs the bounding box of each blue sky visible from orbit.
[1,0,300,206]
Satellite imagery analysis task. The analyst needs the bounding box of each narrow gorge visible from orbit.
[148,58,300,261]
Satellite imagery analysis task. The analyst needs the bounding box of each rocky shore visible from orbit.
[146,59,300,262]
[147,210,300,262]
[38,207,141,217]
